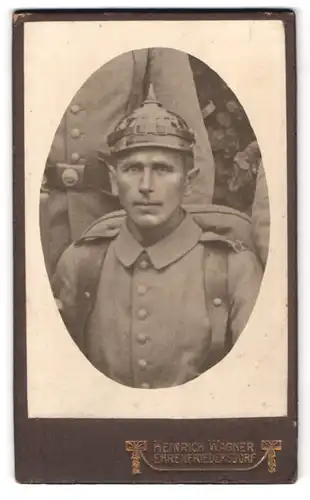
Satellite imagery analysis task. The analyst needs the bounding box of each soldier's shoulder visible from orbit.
[53,211,126,277]
[74,209,126,246]
[186,203,253,253]
[198,231,262,284]
[199,231,250,253]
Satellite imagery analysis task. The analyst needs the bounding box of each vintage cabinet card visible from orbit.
[13,10,297,484]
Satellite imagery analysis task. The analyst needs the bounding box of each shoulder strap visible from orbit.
[203,245,231,369]
[74,241,110,353]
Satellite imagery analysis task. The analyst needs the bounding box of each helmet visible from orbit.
[107,86,196,156]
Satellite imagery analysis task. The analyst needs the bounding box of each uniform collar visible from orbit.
[114,212,202,270]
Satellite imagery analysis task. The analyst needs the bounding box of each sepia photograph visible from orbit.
[14,11,296,484]
[24,18,288,419]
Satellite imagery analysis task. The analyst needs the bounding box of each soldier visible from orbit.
[51,92,263,390]
[41,48,214,277]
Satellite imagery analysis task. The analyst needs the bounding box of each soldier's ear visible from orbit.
[107,163,119,196]
[186,165,199,182]
[98,151,119,195]
[184,162,199,195]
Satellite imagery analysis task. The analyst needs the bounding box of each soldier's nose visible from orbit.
[139,168,154,194]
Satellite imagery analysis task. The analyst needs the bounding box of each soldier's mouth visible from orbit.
[134,201,162,206]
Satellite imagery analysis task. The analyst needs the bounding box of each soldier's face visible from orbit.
[114,148,194,229]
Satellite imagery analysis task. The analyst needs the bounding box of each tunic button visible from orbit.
[138,359,147,369]
[138,309,147,320]
[70,104,80,114]
[139,260,149,270]
[213,297,222,307]
[84,291,91,299]
[71,128,81,139]
[137,284,147,295]
[137,333,147,344]
[71,152,80,162]
[141,382,150,389]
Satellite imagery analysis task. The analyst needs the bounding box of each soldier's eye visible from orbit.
[153,163,171,173]
[123,164,142,173]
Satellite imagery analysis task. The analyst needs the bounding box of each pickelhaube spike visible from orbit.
[145,83,157,102]
[107,85,196,156]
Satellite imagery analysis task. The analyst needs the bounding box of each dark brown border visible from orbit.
[13,9,297,484]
